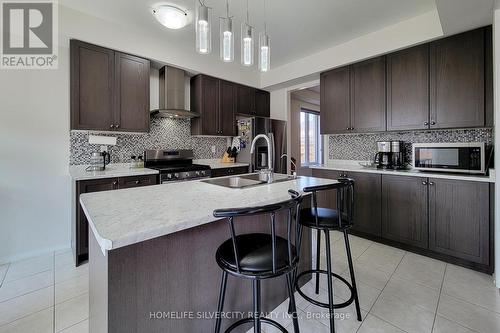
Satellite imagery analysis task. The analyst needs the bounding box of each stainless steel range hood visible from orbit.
[150,66,199,119]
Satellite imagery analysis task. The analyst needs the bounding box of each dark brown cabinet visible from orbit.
[381,175,428,249]
[236,85,256,116]
[74,175,158,266]
[210,166,249,178]
[350,57,386,133]
[191,75,237,136]
[430,28,485,129]
[70,40,150,132]
[387,44,430,131]
[114,52,150,132]
[255,89,271,117]
[320,67,350,134]
[429,178,490,265]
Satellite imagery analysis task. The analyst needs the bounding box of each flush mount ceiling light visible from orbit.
[152,5,188,30]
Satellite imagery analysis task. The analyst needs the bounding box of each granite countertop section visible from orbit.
[69,163,159,181]
[80,175,337,253]
[311,160,495,183]
[193,159,250,169]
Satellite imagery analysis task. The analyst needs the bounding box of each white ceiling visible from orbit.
[60,0,439,68]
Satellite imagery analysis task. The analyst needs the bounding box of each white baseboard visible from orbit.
[0,244,71,265]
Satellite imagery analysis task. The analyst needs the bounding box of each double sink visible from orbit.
[202,173,298,189]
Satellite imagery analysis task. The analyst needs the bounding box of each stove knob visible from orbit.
[174,173,180,179]
[201,170,206,176]
[166,174,173,179]
[195,171,200,176]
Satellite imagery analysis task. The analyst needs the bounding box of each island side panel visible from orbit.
[89,231,108,333]
[97,212,311,333]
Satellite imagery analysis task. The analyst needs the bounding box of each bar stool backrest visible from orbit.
[303,178,355,229]
[213,190,303,275]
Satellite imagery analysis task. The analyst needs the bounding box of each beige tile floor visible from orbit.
[0,232,499,333]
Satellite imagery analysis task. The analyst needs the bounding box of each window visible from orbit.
[300,109,322,165]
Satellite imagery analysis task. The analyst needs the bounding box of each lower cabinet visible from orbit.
[429,178,490,265]
[381,175,429,249]
[210,166,249,178]
[74,174,158,266]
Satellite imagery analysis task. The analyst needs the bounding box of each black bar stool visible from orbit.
[293,178,362,333]
[213,190,303,333]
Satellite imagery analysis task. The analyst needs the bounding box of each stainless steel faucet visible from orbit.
[280,153,298,179]
[250,134,274,183]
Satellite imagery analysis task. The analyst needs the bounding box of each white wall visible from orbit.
[493,8,500,288]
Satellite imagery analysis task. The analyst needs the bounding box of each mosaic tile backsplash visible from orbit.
[328,128,493,164]
[70,118,228,165]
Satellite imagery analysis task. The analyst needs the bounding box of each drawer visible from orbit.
[211,166,249,178]
[118,175,158,189]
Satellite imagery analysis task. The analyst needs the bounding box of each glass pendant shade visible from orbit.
[219,17,234,62]
[195,4,211,54]
[241,23,254,66]
[259,32,270,72]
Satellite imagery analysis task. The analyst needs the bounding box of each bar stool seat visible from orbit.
[299,208,350,230]
[216,233,298,274]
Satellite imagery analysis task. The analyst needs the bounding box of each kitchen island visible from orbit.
[80,175,338,333]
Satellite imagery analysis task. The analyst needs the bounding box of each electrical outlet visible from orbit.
[211,145,216,154]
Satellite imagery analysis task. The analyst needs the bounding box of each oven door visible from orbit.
[412,143,485,174]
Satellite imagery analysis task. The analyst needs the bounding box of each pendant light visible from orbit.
[241,0,254,66]
[196,0,212,54]
[219,0,234,62]
[259,0,270,72]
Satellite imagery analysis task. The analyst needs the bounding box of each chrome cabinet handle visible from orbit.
[422,181,428,185]
[423,121,429,126]
[115,124,120,129]
[135,180,140,184]
[430,120,436,125]
[110,124,114,129]
[428,181,434,186]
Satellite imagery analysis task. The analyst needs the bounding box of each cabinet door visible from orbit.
[429,179,489,264]
[197,76,220,135]
[114,52,150,132]
[387,44,430,131]
[349,172,382,237]
[70,40,115,131]
[320,68,350,134]
[118,175,158,189]
[351,57,386,132]
[219,80,237,136]
[430,28,485,129]
[255,90,270,117]
[237,85,256,116]
[76,178,118,265]
[381,175,428,249]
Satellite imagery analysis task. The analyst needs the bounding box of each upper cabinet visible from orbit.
[255,89,271,117]
[350,56,386,133]
[236,85,270,117]
[430,28,485,129]
[191,75,237,137]
[320,26,492,134]
[387,44,430,131]
[320,57,385,134]
[70,40,150,132]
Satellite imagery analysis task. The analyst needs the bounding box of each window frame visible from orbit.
[300,108,322,166]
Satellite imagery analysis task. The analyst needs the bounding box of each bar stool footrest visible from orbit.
[295,269,355,309]
[224,317,288,333]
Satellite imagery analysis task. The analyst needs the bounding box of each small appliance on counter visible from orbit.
[373,141,406,170]
[86,151,110,172]
[412,142,488,174]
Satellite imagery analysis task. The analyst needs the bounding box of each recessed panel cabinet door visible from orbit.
[349,172,382,237]
[237,85,256,116]
[387,44,430,131]
[255,90,270,117]
[382,175,428,249]
[351,57,386,133]
[219,80,237,136]
[428,179,489,264]
[114,52,150,132]
[430,28,485,128]
[71,40,114,130]
[320,68,350,134]
[311,169,342,209]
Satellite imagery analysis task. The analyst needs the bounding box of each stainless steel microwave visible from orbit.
[412,142,486,174]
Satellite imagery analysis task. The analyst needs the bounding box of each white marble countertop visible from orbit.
[69,163,159,181]
[193,159,250,169]
[311,160,495,183]
[80,175,337,253]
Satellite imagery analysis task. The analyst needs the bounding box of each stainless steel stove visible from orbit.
[144,149,211,184]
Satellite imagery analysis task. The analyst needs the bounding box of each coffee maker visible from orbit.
[374,141,392,169]
[374,141,405,169]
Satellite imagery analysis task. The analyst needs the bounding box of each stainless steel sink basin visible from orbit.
[202,173,298,189]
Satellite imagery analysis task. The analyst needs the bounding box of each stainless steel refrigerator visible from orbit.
[236,116,287,174]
